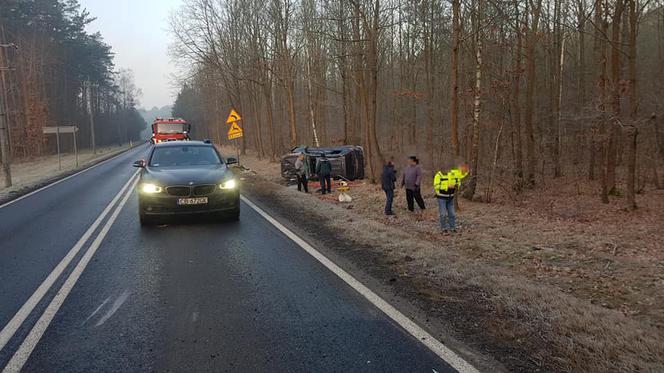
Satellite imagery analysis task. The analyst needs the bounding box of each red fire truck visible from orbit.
[150,118,191,144]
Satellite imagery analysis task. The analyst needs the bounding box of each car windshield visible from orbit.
[149,146,221,167]
[157,123,186,134]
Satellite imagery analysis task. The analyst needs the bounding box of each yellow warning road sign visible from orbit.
[226,109,242,124]
[227,122,244,140]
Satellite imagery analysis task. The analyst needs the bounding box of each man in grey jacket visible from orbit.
[401,156,426,211]
[294,153,308,193]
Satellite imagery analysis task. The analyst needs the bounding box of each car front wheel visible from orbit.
[213,208,239,222]
[138,199,157,226]
[139,210,155,226]
[229,208,240,221]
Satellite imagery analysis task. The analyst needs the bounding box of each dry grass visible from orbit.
[236,147,664,372]
[0,145,132,200]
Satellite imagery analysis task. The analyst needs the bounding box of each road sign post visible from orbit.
[55,127,61,170]
[73,128,78,167]
[236,139,241,168]
[43,126,79,171]
[226,109,244,167]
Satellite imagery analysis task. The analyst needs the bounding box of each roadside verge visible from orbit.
[0,144,145,207]
[238,169,664,373]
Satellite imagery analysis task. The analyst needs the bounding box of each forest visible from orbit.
[0,0,146,185]
[169,0,664,206]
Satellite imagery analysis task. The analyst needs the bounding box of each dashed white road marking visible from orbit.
[2,177,138,373]
[0,170,138,353]
[241,195,480,373]
[95,291,130,327]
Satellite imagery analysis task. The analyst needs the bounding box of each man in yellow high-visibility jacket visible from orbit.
[433,165,468,232]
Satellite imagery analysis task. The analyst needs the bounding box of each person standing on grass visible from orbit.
[434,163,468,233]
[316,155,332,195]
[401,156,425,212]
[381,158,397,215]
[294,153,308,193]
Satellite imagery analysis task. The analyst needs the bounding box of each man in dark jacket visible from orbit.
[401,156,426,211]
[381,159,397,215]
[316,156,332,194]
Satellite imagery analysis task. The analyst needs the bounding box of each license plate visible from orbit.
[177,197,208,206]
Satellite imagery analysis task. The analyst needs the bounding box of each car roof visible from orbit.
[154,141,212,148]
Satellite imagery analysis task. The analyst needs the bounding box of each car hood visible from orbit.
[142,165,231,186]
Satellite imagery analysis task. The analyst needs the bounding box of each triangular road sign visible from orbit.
[227,122,244,140]
[226,109,242,124]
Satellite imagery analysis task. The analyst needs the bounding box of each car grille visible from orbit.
[193,185,216,196]
[166,186,191,197]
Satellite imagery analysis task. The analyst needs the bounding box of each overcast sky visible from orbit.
[80,0,182,109]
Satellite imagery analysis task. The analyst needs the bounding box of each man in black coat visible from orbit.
[381,158,397,215]
[316,156,332,194]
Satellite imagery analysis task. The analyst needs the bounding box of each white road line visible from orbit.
[2,177,138,373]
[0,170,138,353]
[241,195,480,373]
[0,145,143,210]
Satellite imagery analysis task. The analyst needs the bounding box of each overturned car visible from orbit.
[281,145,365,181]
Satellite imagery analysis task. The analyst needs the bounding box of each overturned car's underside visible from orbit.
[281,145,365,181]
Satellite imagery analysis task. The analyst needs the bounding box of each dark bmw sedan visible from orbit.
[133,141,240,225]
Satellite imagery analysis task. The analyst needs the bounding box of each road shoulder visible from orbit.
[0,145,143,206]
[240,173,506,373]
[239,169,664,373]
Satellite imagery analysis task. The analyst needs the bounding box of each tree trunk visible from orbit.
[627,0,638,120]
[511,0,524,183]
[285,78,297,147]
[594,0,610,203]
[366,0,384,182]
[424,0,434,167]
[576,0,586,109]
[524,0,542,187]
[606,0,625,194]
[626,125,638,209]
[250,85,265,158]
[487,120,504,203]
[589,131,596,180]
[450,0,461,156]
[305,50,320,147]
[554,35,566,178]
[262,79,277,161]
[464,0,483,200]
[656,115,664,162]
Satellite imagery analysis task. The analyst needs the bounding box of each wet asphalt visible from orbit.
[0,144,456,372]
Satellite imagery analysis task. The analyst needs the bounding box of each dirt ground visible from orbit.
[231,146,664,372]
[0,145,132,200]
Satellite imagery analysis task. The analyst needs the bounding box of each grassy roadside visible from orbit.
[0,144,138,203]
[235,155,664,372]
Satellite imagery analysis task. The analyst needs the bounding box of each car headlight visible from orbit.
[141,183,162,193]
[219,179,237,190]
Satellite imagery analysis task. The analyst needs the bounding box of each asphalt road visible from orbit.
[0,144,460,372]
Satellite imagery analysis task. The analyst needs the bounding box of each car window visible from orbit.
[149,146,221,167]
[157,123,187,133]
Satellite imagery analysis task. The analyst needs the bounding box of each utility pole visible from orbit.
[0,34,16,187]
[85,80,97,154]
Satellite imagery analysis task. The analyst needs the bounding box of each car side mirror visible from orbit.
[133,159,146,168]
[226,157,238,165]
